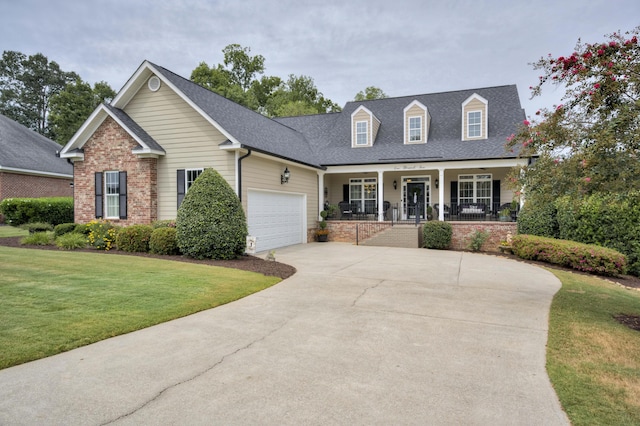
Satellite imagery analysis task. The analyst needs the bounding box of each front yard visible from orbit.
[0,245,281,369]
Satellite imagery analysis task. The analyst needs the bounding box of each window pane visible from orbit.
[186,169,203,191]
[409,116,421,141]
[104,171,119,218]
[356,121,368,145]
[468,111,481,137]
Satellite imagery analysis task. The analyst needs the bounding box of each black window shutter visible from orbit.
[342,184,349,202]
[95,172,103,218]
[492,180,501,213]
[450,181,458,215]
[119,171,127,219]
[177,169,185,207]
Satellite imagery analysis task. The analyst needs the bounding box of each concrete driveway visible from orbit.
[0,243,569,425]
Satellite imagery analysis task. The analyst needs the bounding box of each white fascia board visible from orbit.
[323,158,526,174]
[138,62,242,146]
[59,105,108,156]
[0,166,73,179]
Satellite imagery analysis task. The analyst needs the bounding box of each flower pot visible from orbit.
[317,234,328,242]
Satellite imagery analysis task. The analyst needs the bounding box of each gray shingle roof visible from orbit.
[0,113,73,176]
[146,62,526,168]
[277,85,526,166]
[150,63,322,168]
[103,104,165,153]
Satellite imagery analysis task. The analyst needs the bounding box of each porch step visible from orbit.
[359,225,422,248]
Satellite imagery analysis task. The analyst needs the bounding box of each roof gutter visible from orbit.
[237,149,252,201]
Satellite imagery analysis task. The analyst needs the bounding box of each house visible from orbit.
[60,61,528,252]
[0,114,73,221]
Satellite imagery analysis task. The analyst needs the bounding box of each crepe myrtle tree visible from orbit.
[506,27,640,203]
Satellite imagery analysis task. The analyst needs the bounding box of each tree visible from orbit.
[507,27,640,201]
[190,44,340,117]
[354,86,387,101]
[265,74,341,117]
[48,78,116,145]
[0,51,78,137]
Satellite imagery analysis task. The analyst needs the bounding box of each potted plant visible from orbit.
[317,210,329,242]
[499,207,511,222]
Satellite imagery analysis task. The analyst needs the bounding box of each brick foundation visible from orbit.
[73,116,157,226]
[450,221,517,251]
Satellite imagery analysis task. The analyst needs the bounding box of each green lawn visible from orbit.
[0,225,28,238]
[0,246,280,369]
[547,269,640,425]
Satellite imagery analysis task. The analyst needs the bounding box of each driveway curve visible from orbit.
[0,244,569,425]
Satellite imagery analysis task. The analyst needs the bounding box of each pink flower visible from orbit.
[597,49,605,55]
[594,83,600,89]
[523,120,530,126]
[584,177,591,183]
[557,104,563,110]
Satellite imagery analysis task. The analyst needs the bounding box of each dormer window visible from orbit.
[467,111,482,138]
[404,100,429,144]
[462,93,488,140]
[351,105,379,148]
[409,117,422,141]
[356,121,368,145]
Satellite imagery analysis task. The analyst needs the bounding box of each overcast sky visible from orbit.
[1,0,638,118]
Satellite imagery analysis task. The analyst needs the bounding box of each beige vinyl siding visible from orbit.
[371,114,380,143]
[462,98,487,140]
[351,108,380,147]
[124,77,236,219]
[241,155,318,230]
[404,104,428,144]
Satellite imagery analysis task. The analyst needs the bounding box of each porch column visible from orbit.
[438,168,445,221]
[378,170,384,222]
[318,171,325,221]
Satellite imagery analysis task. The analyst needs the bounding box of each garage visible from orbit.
[247,190,306,252]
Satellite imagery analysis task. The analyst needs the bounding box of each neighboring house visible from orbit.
[0,114,73,221]
[60,61,529,252]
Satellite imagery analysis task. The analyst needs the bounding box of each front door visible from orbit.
[406,182,425,219]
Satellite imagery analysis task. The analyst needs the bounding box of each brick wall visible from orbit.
[73,116,157,226]
[450,221,517,251]
[0,172,73,223]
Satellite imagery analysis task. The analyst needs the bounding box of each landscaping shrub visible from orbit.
[0,197,73,226]
[20,222,53,234]
[86,219,117,251]
[53,222,78,237]
[152,219,176,229]
[517,200,558,238]
[149,227,180,255]
[20,232,54,246]
[467,229,489,252]
[55,232,87,250]
[116,225,153,253]
[176,169,248,260]
[423,221,452,249]
[555,192,640,277]
[511,234,627,277]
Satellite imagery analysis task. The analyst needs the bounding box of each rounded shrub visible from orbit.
[54,222,78,237]
[176,168,248,260]
[149,227,180,255]
[423,221,452,249]
[116,224,153,252]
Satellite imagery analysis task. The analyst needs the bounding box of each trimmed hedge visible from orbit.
[517,200,558,238]
[116,225,153,253]
[423,221,452,249]
[0,197,73,226]
[176,169,248,260]
[512,234,627,277]
[149,227,180,255]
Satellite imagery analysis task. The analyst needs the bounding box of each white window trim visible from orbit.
[403,100,428,144]
[466,110,483,139]
[458,174,492,205]
[355,120,368,146]
[349,178,377,212]
[185,168,204,193]
[408,116,422,142]
[461,93,488,140]
[104,171,120,219]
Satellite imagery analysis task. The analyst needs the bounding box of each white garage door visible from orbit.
[248,190,305,252]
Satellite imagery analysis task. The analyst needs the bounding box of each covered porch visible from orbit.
[318,159,526,223]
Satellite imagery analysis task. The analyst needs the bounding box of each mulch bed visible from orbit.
[0,236,296,280]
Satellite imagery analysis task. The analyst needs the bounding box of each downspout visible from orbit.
[237,149,252,201]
